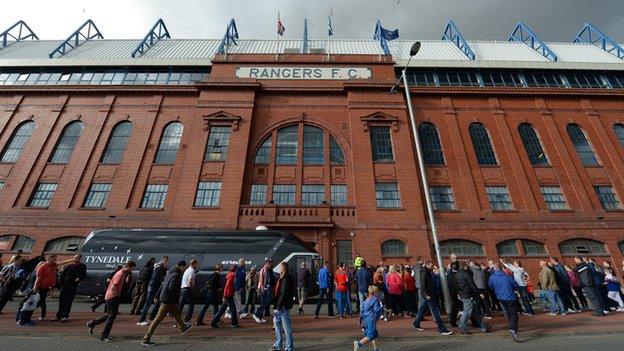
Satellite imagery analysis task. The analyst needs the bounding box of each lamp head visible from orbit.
[409,41,421,57]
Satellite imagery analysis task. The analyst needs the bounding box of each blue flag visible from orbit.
[374,21,399,41]
[328,15,334,36]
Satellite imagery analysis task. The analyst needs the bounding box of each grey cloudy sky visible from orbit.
[1,0,622,42]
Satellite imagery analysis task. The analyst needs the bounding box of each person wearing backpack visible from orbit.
[196,264,222,326]
[269,261,296,351]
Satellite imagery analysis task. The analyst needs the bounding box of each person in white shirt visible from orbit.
[500,259,534,315]
[178,259,199,323]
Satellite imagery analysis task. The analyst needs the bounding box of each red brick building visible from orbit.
[1,25,624,278]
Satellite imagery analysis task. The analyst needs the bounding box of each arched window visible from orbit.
[154,122,183,164]
[419,122,445,165]
[44,236,85,253]
[330,136,345,165]
[49,121,83,164]
[254,136,272,165]
[100,121,132,164]
[10,235,35,252]
[518,123,548,165]
[618,240,624,254]
[566,124,599,166]
[613,123,624,147]
[496,239,520,256]
[469,123,497,165]
[521,239,547,256]
[0,120,35,163]
[251,123,346,206]
[440,239,484,257]
[276,125,299,165]
[381,239,407,256]
[559,238,606,255]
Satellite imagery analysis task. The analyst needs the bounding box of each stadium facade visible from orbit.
[0,19,623,277]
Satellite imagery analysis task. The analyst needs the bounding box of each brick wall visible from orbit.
[0,54,623,280]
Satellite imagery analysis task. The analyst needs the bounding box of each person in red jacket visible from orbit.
[386,265,404,318]
[334,263,351,318]
[403,267,416,317]
[210,265,240,329]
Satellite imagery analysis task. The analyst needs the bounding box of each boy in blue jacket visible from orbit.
[354,286,383,351]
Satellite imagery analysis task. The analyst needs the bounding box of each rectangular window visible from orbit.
[331,184,347,206]
[272,184,295,206]
[594,186,623,211]
[375,182,402,208]
[303,126,324,165]
[27,183,58,208]
[486,186,514,211]
[540,186,569,211]
[336,240,353,266]
[276,126,298,165]
[249,184,267,205]
[204,126,231,162]
[429,186,456,210]
[301,184,324,206]
[194,181,222,207]
[141,184,168,209]
[370,126,394,162]
[83,183,112,208]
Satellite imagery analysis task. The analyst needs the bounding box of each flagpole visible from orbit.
[326,21,330,61]
[224,37,228,61]
[276,12,280,61]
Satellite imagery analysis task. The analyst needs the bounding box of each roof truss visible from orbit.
[442,20,475,60]
[131,18,171,58]
[508,22,557,62]
[49,19,103,58]
[573,22,624,60]
[1,20,38,49]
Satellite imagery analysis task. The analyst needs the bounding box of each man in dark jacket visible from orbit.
[456,262,490,334]
[550,257,575,313]
[138,255,169,325]
[141,261,192,346]
[446,262,461,327]
[269,262,296,351]
[234,258,247,318]
[412,260,452,335]
[574,256,606,316]
[196,264,222,325]
[55,254,87,322]
[131,258,155,315]
[355,261,372,314]
[297,261,311,315]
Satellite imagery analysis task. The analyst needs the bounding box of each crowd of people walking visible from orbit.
[1,251,624,350]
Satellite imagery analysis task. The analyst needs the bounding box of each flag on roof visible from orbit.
[374,20,399,41]
[277,12,285,36]
[328,11,334,36]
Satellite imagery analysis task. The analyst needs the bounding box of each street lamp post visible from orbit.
[393,41,452,313]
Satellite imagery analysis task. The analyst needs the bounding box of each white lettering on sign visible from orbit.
[84,255,132,265]
[236,67,372,80]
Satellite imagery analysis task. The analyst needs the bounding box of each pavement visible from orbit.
[0,297,623,350]
[2,334,624,351]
